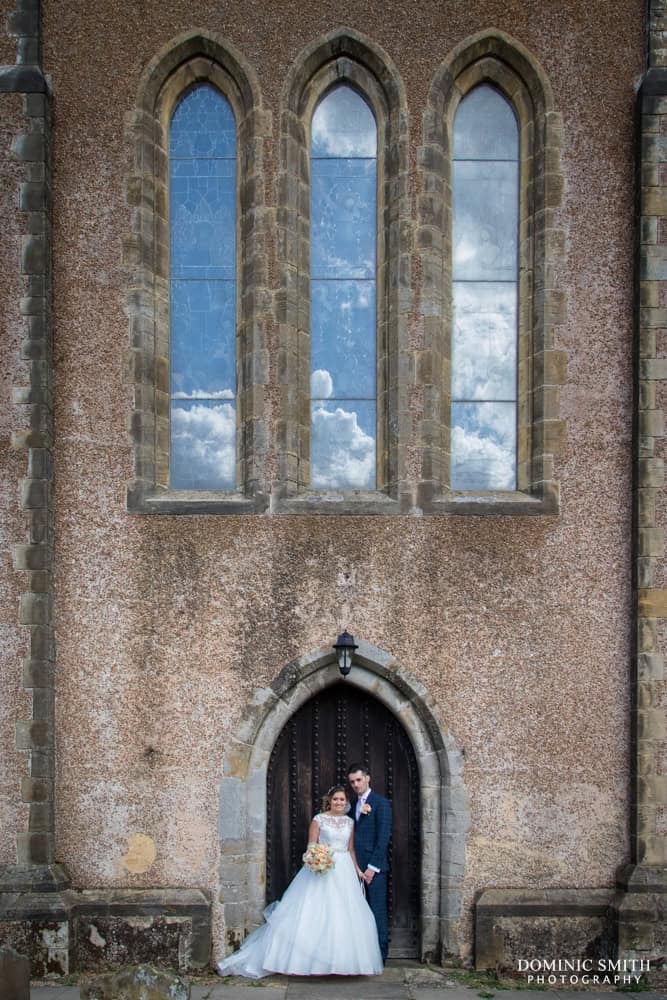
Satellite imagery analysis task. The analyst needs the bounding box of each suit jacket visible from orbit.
[351,789,392,873]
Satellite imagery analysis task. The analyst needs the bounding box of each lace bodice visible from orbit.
[314,813,353,852]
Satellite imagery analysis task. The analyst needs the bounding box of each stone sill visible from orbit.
[127,488,268,515]
[275,492,400,515]
[127,486,558,517]
[477,886,616,917]
[432,489,558,516]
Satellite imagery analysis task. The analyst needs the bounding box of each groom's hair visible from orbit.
[347,762,370,777]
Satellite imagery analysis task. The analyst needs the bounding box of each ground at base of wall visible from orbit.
[29,963,667,997]
[26,977,667,1000]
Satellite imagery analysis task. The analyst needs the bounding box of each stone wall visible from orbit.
[0,0,651,971]
[0,89,31,867]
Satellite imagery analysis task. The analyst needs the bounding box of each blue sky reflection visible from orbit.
[452,84,518,491]
[169,84,237,490]
[310,85,377,489]
[451,401,516,490]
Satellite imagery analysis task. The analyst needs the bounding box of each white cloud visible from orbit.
[171,402,235,489]
[172,389,235,400]
[311,248,375,279]
[311,404,375,490]
[451,420,515,491]
[311,89,376,158]
[452,283,517,400]
[310,369,333,399]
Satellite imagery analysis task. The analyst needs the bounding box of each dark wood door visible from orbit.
[266,683,420,958]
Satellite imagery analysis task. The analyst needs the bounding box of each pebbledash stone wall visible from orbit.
[2,0,666,979]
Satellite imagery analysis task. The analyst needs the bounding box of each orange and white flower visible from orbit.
[302,843,335,875]
[360,803,372,815]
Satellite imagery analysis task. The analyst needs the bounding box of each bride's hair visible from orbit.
[321,784,348,812]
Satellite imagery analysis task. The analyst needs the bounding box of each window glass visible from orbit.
[451,85,518,491]
[169,84,237,489]
[310,85,377,490]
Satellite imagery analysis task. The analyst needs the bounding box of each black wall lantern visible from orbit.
[333,630,358,678]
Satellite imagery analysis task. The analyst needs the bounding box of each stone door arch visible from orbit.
[219,640,468,962]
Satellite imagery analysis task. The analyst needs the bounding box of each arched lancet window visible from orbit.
[451,85,519,491]
[169,83,237,490]
[309,84,378,491]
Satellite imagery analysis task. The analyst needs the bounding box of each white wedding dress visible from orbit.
[217,813,383,978]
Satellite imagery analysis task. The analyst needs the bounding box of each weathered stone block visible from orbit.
[28,801,54,832]
[18,592,50,625]
[0,946,30,1000]
[475,888,616,972]
[639,527,665,557]
[18,37,39,63]
[15,719,50,750]
[11,131,44,163]
[25,94,47,118]
[640,409,665,437]
[642,244,667,280]
[639,587,667,616]
[23,657,54,688]
[639,457,665,487]
[16,831,54,865]
[7,8,40,36]
[636,552,657,589]
[0,914,68,978]
[20,776,51,802]
[20,181,45,212]
[80,964,190,1000]
[21,235,46,275]
[12,543,48,571]
[70,889,210,972]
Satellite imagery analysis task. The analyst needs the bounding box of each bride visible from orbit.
[217,785,383,978]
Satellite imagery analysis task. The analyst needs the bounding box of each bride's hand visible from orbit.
[355,868,364,879]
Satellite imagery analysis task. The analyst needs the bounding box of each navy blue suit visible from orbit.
[352,790,392,960]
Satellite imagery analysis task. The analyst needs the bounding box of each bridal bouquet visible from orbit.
[302,843,335,875]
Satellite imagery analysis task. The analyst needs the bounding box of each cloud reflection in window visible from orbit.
[451,402,516,491]
[311,86,377,158]
[169,83,237,490]
[451,85,518,491]
[170,401,236,490]
[311,401,376,491]
[310,85,377,490]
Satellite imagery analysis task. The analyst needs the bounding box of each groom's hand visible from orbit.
[363,868,376,884]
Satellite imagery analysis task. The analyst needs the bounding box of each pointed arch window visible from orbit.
[418,35,565,514]
[309,84,378,490]
[451,84,519,491]
[169,83,237,490]
[125,37,266,514]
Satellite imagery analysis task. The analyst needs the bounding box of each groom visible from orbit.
[347,762,392,962]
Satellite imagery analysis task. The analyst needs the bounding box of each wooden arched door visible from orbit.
[266,682,420,958]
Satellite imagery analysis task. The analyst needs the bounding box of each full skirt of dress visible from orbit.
[217,851,383,978]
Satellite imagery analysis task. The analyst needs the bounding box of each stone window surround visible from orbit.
[273,31,409,513]
[125,29,565,516]
[124,32,270,514]
[420,31,566,515]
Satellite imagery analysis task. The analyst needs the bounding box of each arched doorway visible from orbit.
[218,640,468,963]
[266,683,420,957]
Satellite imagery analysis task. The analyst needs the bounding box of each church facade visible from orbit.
[0,0,665,980]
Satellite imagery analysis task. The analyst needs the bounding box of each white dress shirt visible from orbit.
[355,790,370,821]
